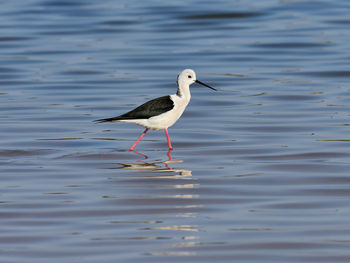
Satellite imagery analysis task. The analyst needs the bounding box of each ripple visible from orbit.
[0,37,33,42]
[252,42,331,49]
[182,12,266,20]
[299,71,350,78]
[0,149,56,157]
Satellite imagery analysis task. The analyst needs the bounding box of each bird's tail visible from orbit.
[93,117,121,123]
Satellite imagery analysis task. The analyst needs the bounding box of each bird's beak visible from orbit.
[195,80,217,91]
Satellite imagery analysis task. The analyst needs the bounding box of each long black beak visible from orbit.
[195,80,217,91]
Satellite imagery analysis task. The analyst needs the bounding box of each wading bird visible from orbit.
[95,69,216,151]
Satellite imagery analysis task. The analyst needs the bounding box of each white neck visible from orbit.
[176,81,191,102]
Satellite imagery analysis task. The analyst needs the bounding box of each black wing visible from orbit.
[94,96,174,123]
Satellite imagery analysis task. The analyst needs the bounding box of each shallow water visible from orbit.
[1,0,350,262]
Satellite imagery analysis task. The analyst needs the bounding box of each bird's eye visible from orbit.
[188,75,192,79]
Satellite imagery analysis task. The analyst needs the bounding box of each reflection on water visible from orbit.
[121,149,192,172]
[106,150,198,257]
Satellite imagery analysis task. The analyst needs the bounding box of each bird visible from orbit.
[94,69,216,151]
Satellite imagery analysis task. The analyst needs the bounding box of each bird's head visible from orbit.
[177,69,197,86]
[177,69,216,90]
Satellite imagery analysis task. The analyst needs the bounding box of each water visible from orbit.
[1,0,350,262]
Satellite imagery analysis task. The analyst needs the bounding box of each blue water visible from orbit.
[1,0,350,262]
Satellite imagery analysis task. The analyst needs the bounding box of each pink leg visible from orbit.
[164,128,173,150]
[167,149,173,161]
[129,128,149,151]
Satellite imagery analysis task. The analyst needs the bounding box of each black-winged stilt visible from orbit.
[94,69,216,151]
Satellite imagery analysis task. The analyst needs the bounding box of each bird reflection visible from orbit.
[130,149,148,161]
[111,149,198,254]
[118,149,191,176]
[130,149,173,163]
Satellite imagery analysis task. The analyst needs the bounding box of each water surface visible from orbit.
[1,0,350,262]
